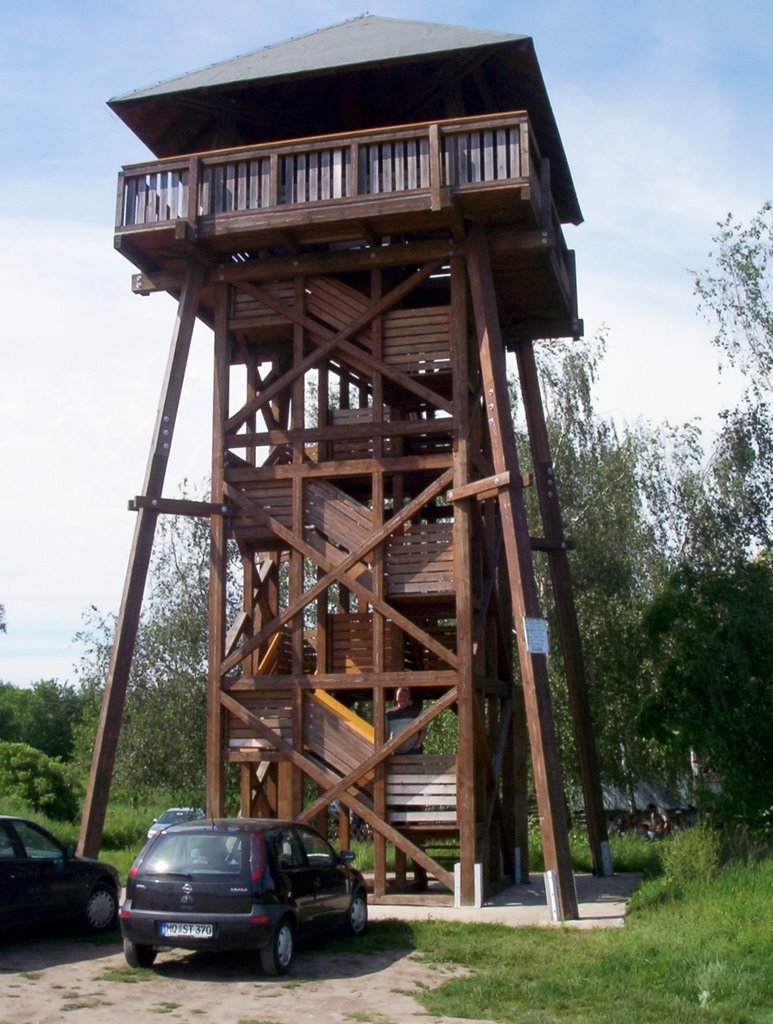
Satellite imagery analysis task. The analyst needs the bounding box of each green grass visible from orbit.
[346,855,773,1024]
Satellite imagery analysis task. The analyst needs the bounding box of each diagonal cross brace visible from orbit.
[220,468,457,674]
[225,261,450,433]
[221,691,455,890]
[299,687,459,823]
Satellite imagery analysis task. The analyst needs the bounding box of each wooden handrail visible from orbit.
[115,110,534,230]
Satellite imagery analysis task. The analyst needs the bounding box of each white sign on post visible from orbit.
[523,617,549,655]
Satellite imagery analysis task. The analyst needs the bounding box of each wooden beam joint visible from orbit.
[129,496,230,517]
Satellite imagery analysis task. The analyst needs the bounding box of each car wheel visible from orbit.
[260,919,294,976]
[123,937,157,968]
[84,883,118,933]
[344,890,368,936]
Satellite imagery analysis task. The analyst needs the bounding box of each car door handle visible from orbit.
[313,878,322,889]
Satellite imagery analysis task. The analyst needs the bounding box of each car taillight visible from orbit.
[250,832,265,881]
[129,862,140,878]
[120,907,131,919]
[250,915,269,924]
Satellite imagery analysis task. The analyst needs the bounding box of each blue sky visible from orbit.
[1,0,771,685]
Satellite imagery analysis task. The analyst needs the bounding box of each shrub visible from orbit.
[0,741,80,821]
[659,823,721,888]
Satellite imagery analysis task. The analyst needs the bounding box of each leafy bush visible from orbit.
[659,823,721,888]
[0,741,80,821]
[631,823,722,911]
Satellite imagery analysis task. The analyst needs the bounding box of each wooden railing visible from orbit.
[115,111,536,230]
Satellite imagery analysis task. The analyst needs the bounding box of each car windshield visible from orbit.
[157,810,195,825]
[143,833,245,875]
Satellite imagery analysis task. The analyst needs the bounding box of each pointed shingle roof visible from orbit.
[109,15,581,223]
[111,16,528,101]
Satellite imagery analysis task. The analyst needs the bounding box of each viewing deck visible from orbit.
[115,111,579,339]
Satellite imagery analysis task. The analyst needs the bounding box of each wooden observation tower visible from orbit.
[80,16,610,918]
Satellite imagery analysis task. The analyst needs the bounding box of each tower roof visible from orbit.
[109,15,582,224]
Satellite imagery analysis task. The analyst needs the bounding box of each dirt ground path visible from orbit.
[0,932,493,1024]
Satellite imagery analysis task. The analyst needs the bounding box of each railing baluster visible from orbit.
[200,165,212,215]
[357,143,366,195]
[394,141,405,191]
[333,148,343,199]
[136,177,147,224]
[123,176,136,226]
[458,136,468,185]
[297,153,307,203]
[383,143,393,193]
[248,159,258,209]
[158,172,168,221]
[261,158,271,207]
[309,152,318,202]
[237,161,248,211]
[419,136,429,188]
[407,139,417,189]
[214,165,225,213]
[347,143,357,197]
[185,160,196,224]
[483,130,494,182]
[496,129,507,179]
[470,132,481,183]
[368,144,379,194]
[321,150,331,199]
[281,155,293,204]
[226,163,236,212]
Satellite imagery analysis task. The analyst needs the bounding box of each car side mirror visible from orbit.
[339,850,355,865]
[64,844,75,860]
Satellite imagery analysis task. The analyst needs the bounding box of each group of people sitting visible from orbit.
[607,802,697,840]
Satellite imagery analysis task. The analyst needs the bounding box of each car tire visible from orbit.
[84,883,118,933]
[123,937,157,968]
[260,919,294,976]
[344,890,368,936]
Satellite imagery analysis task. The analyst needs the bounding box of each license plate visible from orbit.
[160,922,214,938]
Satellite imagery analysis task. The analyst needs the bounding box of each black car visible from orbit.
[0,815,120,935]
[120,818,367,974]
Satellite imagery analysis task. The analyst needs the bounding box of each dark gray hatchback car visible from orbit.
[120,818,367,973]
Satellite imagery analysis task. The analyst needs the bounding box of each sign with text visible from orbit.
[523,617,550,655]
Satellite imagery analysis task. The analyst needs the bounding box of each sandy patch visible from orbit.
[0,931,493,1024]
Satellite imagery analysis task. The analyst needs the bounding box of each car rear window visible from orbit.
[142,833,245,876]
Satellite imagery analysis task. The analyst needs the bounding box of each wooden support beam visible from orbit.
[224,671,458,691]
[515,337,611,877]
[466,223,578,920]
[129,496,229,516]
[447,471,510,502]
[207,281,229,816]
[225,416,454,450]
[78,260,205,858]
[131,237,465,295]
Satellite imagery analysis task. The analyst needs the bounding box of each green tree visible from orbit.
[694,201,772,399]
[693,201,773,552]
[640,558,773,823]
[0,680,85,760]
[520,335,677,804]
[75,488,239,801]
